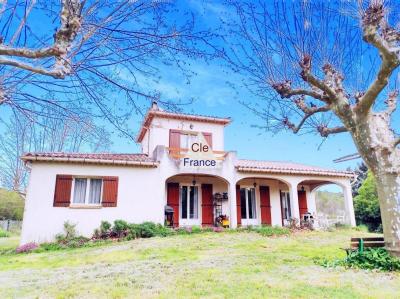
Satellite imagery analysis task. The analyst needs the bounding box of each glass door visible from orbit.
[240,187,258,225]
[180,185,200,225]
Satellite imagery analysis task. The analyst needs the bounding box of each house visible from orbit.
[20,103,355,244]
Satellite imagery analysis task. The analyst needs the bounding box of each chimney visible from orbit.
[151,101,159,110]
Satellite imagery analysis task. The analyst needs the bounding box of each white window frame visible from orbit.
[70,177,104,207]
[179,184,201,226]
[240,186,258,226]
[280,191,291,225]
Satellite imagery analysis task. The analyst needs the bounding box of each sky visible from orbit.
[110,1,360,175]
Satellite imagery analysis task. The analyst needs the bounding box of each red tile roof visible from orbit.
[236,159,354,177]
[136,109,231,142]
[21,152,158,167]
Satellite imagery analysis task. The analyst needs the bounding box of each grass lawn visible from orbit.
[0,229,399,298]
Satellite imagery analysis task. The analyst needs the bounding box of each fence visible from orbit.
[0,220,22,232]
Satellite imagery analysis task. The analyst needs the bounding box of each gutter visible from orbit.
[235,166,354,178]
[20,156,159,168]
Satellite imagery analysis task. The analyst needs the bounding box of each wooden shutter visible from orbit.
[167,183,180,227]
[202,132,212,148]
[53,175,73,207]
[298,190,308,219]
[102,177,119,207]
[169,129,181,151]
[236,185,241,225]
[260,186,272,225]
[201,184,213,226]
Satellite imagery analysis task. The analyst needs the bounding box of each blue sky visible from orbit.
[110,0,360,174]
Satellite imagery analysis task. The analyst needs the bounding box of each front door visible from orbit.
[240,187,258,225]
[260,186,272,225]
[180,185,200,226]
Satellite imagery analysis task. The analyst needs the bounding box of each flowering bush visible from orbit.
[16,242,38,253]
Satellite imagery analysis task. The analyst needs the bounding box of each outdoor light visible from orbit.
[301,185,305,192]
[192,176,196,186]
[253,179,257,188]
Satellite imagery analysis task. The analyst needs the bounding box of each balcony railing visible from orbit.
[167,147,227,161]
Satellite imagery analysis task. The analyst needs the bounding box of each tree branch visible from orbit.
[272,80,327,102]
[0,58,66,78]
[356,3,400,115]
[317,125,347,137]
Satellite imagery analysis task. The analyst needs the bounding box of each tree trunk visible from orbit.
[348,113,400,256]
[374,172,400,256]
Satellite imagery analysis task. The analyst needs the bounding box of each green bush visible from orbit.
[0,228,10,238]
[254,225,290,237]
[354,172,382,232]
[100,221,111,234]
[112,220,129,238]
[318,248,400,272]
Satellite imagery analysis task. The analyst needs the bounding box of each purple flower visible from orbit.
[16,242,38,253]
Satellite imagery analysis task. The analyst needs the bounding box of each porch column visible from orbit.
[229,182,238,228]
[343,182,356,227]
[289,183,300,223]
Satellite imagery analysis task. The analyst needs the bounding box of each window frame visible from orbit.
[179,184,200,220]
[240,187,257,220]
[70,176,104,207]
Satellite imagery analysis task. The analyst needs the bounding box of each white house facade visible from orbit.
[20,103,356,244]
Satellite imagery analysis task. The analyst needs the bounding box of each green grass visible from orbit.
[0,228,399,298]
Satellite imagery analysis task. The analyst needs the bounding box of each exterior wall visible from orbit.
[20,162,164,244]
[141,117,226,155]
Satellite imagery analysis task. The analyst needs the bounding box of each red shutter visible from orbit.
[201,184,213,226]
[169,129,181,150]
[102,177,119,207]
[167,183,180,227]
[236,185,241,225]
[298,190,308,219]
[53,175,73,207]
[260,186,272,225]
[202,132,212,148]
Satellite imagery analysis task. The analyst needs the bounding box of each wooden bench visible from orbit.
[344,237,385,255]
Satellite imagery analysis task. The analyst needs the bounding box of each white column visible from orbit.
[289,183,300,222]
[343,182,356,227]
[229,182,238,228]
[307,189,317,214]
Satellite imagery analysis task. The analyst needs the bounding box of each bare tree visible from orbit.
[0,0,216,137]
[222,0,400,255]
[0,107,110,191]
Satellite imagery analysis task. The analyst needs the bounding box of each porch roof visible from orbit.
[21,152,158,167]
[235,159,354,178]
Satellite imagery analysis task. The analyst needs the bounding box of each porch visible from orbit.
[165,173,355,229]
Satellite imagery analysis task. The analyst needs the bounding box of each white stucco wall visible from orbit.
[20,162,164,244]
[141,117,226,155]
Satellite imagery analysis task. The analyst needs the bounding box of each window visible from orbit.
[280,191,291,221]
[180,186,198,219]
[72,178,103,205]
[240,187,257,219]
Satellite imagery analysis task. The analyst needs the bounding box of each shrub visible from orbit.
[16,242,38,253]
[100,221,112,234]
[112,220,129,238]
[56,221,78,242]
[354,172,382,232]
[0,228,10,238]
[318,248,400,272]
[191,226,202,234]
[255,225,290,237]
